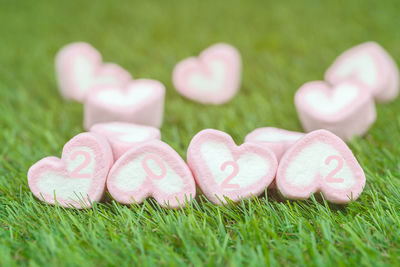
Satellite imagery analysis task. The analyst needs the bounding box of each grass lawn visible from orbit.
[1,0,400,266]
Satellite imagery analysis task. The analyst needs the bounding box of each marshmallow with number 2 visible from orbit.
[276,129,365,204]
[187,129,278,204]
[107,140,196,208]
[28,132,113,209]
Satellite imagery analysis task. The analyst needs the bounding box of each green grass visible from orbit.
[1,0,400,266]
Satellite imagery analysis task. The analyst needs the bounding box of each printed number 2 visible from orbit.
[325,155,344,183]
[142,154,167,180]
[220,161,240,189]
[70,151,92,178]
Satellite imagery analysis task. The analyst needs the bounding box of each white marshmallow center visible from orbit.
[37,172,92,200]
[284,142,355,189]
[200,141,271,190]
[305,83,359,115]
[334,52,377,86]
[103,124,152,143]
[189,59,226,92]
[96,84,152,107]
[114,154,183,194]
[252,131,303,143]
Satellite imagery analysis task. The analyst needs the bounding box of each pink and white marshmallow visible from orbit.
[325,42,399,102]
[187,129,278,204]
[90,122,161,160]
[245,127,304,160]
[55,42,132,102]
[84,79,165,130]
[276,129,366,204]
[107,140,196,208]
[295,79,376,141]
[27,132,113,208]
[173,43,242,105]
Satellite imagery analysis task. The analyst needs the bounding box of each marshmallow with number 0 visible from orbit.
[107,140,196,208]
[276,129,365,204]
[83,79,165,130]
[245,127,304,160]
[325,42,399,102]
[173,43,242,105]
[90,122,161,160]
[295,79,376,141]
[27,132,113,209]
[187,129,278,204]
[55,42,132,102]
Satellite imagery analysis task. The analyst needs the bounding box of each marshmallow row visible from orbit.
[32,41,373,208]
[28,125,365,208]
[295,42,399,141]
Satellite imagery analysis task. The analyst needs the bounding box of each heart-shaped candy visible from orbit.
[55,42,132,102]
[107,140,196,208]
[84,79,165,130]
[295,80,376,140]
[27,132,113,208]
[245,127,304,160]
[276,129,365,204]
[187,129,278,204]
[90,122,161,160]
[325,42,399,102]
[173,43,241,105]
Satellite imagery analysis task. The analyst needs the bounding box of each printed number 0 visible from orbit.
[70,151,92,178]
[142,154,167,180]
[325,155,344,183]
[220,161,240,189]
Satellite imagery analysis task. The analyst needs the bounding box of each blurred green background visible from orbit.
[0,0,399,266]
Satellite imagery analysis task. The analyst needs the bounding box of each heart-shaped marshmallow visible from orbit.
[27,132,113,208]
[84,79,165,130]
[107,140,196,208]
[90,122,161,160]
[55,42,132,102]
[173,43,241,105]
[187,129,278,204]
[245,127,304,160]
[276,129,365,204]
[325,42,399,102]
[295,79,376,141]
